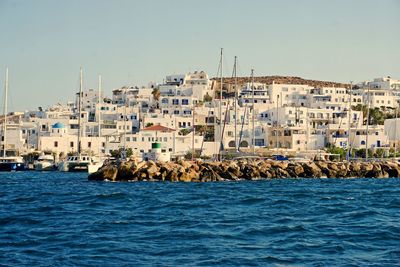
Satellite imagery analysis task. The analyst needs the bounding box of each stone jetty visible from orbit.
[88,159,400,182]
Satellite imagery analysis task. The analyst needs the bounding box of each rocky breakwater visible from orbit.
[88,159,400,182]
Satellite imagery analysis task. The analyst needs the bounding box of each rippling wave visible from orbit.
[1,172,400,265]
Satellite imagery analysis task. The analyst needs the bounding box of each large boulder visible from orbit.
[258,161,273,178]
[146,162,159,179]
[364,163,386,178]
[348,161,362,177]
[200,168,217,182]
[117,161,135,181]
[301,162,322,178]
[381,162,400,178]
[88,165,118,181]
[335,162,349,177]
[165,169,179,182]
[286,163,304,178]
[241,164,260,180]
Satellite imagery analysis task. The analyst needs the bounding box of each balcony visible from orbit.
[332,134,348,138]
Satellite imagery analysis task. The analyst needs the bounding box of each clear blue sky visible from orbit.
[0,0,399,111]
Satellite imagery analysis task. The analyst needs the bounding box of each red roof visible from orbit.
[143,125,175,132]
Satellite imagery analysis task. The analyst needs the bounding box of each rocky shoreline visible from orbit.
[88,159,400,182]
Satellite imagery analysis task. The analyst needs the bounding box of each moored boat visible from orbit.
[58,154,103,173]
[34,154,56,171]
[56,68,104,174]
[0,68,27,172]
[0,156,26,171]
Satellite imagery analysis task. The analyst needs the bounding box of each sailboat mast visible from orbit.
[347,81,352,160]
[395,107,397,158]
[78,67,83,155]
[218,48,223,160]
[98,75,102,156]
[2,68,8,158]
[365,83,370,161]
[276,94,279,151]
[251,69,255,155]
[233,56,238,152]
[123,88,127,159]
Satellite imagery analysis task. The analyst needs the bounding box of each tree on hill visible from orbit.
[179,129,191,136]
[203,93,212,102]
[110,148,133,159]
[151,88,160,109]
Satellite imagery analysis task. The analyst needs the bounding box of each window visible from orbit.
[254,139,264,146]
[70,142,74,147]
[174,110,179,115]
[88,142,92,148]
[182,99,189,105]
[54,141,58,147]
[172,99,179,105]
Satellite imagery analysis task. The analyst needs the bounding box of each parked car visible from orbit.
[271,154,289,161]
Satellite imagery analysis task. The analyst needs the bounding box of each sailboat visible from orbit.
[58,68,103,173]
[0,68,26,171]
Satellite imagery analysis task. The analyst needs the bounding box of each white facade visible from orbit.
[267,83,312,107]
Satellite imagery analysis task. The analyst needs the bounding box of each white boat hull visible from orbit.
[88,162,103,174]
[34,162,55,171]
[58,159,103,173]
[57,161,70,172]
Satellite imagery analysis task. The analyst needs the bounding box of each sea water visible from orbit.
[1,172,400,266]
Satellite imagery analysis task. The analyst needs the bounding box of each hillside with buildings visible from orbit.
[2,70,400,163]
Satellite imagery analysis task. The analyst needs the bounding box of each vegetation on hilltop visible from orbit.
[211,75,350,93]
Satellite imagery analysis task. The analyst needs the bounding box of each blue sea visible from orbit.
[1,172,400,266]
